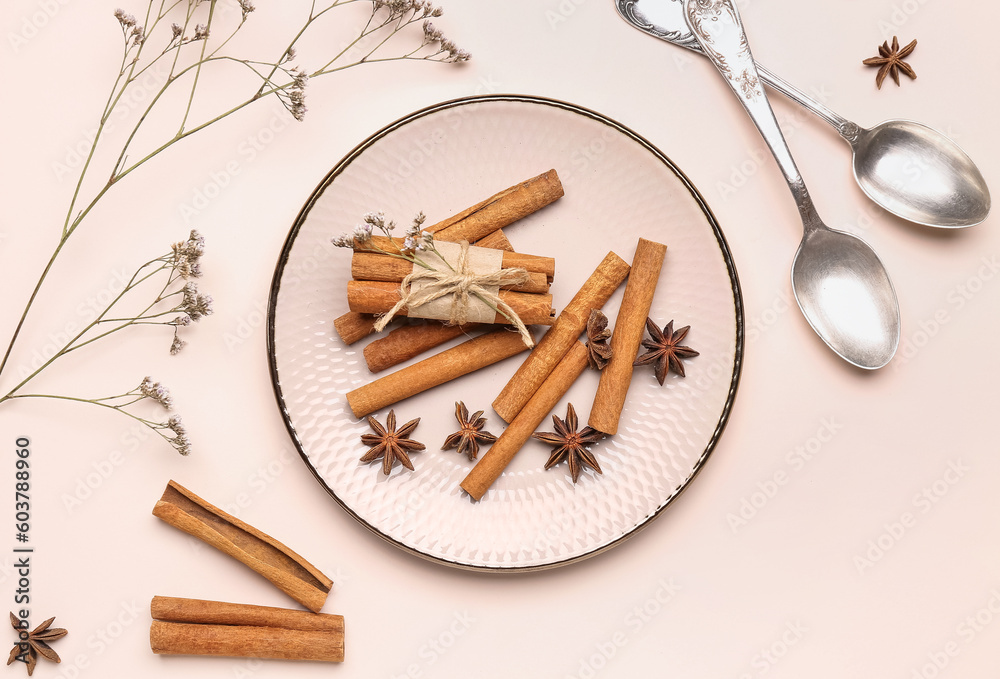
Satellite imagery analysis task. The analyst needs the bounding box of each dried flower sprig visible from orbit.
[0,1,468,453]
[0,230,213,453]
[332,211,435,259]
[3,378,191,456]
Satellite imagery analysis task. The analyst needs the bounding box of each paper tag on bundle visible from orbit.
[407,241,503,323]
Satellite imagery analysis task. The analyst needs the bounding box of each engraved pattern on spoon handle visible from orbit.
[617,0,704,50]
[683,0,820,228]
[615,0,857,138]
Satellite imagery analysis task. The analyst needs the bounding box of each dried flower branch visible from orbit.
[0,0,468,453]
[0,230,211,454]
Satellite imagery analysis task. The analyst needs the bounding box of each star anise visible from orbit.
[360,410,424,475]
[634,318,699,383]
[863,36,917,89]
[7,613,67,676]
[532,403,604,483]
[585,309,613,370]
[442,401,497,461]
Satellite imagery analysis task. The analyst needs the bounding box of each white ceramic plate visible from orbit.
[267,95,743,571]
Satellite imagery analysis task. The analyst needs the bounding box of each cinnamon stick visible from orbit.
[427,169,563,242]
[150,620,344,662]
[333,311,378,345]
[357,239,556,283]
[492,252,630,423]
[151,480,333,613]
[589,239,668,435]
[351,252,551,293]
[347,280,555,326]
[347,328,534,418]
[151,596,343,631]
[475,229,514,251]
[460,341,590,501]
[363,322,481,373]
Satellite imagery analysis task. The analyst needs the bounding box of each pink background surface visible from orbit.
[1,0,998,677]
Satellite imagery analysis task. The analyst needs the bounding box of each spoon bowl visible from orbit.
[792,228,900,368]
[852,120,992,228]
[617,0,991,229]
[681,0,900,368]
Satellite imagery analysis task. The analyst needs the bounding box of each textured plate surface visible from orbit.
[268,95,743,571]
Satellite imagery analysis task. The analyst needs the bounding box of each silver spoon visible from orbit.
[617,0,991,228]
[681,0,900,368]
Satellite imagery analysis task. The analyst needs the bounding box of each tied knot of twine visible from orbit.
[373,241,534,347]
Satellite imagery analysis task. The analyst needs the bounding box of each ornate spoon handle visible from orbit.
[616,0,855,136]
[682,0,818,228]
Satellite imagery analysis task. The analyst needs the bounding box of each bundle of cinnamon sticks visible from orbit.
[334,169,563,368]
[335,170,570,419]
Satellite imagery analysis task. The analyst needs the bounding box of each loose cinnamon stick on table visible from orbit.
[461,341,591,501]
[589,238,668,435]
[151,480,333,613]
[150,621,344,662]
[363,322,481,373]
[151,596,344,632]
[347,328,534,418]
[347,280,555,326]
[492,252,631,423]
[150,595,345,662]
